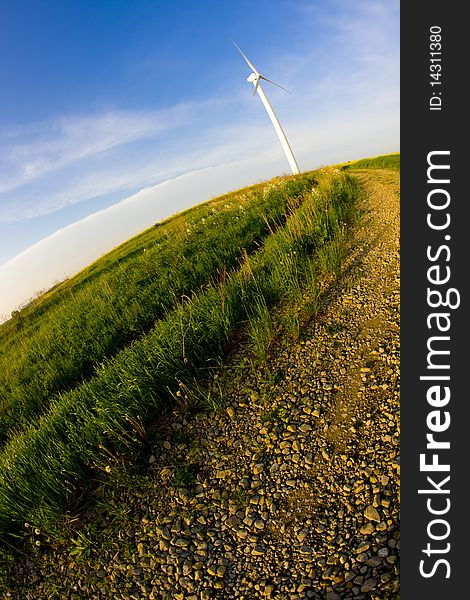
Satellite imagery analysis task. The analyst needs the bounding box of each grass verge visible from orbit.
[0,168,361,545]
[0,175,314,444]
[341,153,400,171]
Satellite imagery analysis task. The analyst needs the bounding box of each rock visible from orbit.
[207,565,218,577]
[364,505,381,522]
[354,540,370,554]
[360,522,375,535]
[297,529,309,543]
[264,584,275,596]
[217,565,226,577]
[361,578,378,593]
[225,515,241,528]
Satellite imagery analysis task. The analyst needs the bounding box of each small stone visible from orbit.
[217,565,226,577]
[356,552,369,563]
[366,556,381,567]
[364,505,381,522]
[264,584,275,596]
[360,522,375,535]
[179,577,191,589]
[160,467,172,480]
[361,578,378,593]
[159,526,171,540]
[226,515,241,528]
[344,571,356,583]
[253,464,264,475]
[297,529,309,543]
[354,541,370,554]
[226,406,235,419]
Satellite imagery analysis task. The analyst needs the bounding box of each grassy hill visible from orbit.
[0,154,398,549]
[0,175,317,444]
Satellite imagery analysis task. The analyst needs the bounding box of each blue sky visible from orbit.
[0,0,399,319]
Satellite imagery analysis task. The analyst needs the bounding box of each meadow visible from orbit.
[342,152,400,171]
[0,175,311,444]
[0,157,399,545]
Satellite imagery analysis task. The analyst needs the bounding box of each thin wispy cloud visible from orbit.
[0,108,269,222]
[0,107,192,195]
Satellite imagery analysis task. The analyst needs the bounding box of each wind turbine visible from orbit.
[233,41,300,175]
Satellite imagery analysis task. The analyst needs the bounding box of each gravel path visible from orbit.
[3,168,400,599]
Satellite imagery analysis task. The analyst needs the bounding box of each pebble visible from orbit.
[364,506,381,522]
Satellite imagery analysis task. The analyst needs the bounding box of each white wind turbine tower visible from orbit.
[233,41,300,175]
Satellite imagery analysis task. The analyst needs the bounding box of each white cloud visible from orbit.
[0,106,193,195]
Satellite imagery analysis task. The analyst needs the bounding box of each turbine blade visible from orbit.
[259,75,291,94]
[232,40,259,75]
[253,77,260,96]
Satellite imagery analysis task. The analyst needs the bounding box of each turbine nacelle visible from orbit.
[232,40,291,95]
[232,40,300,175]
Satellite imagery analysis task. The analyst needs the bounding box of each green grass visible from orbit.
[342,152,400,171]
[0,175,313,444]
[0,166,362,543]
